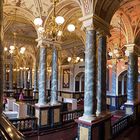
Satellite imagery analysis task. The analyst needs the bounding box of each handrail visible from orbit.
[111,114,132,137]
[9,116,38,132]
[1,114,25,140]
[61,109,83,123]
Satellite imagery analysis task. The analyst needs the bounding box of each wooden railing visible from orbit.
[1,114,25,140]
[61,109,83,123]
[9,117,38,132]
[23,99,38,104]
[111,115,132,137]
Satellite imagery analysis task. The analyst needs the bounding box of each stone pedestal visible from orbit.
[124,101,140,121]
[33,90,38,99]
[35,104,50,128]
[49,103,62,127]
[76,114,111,140]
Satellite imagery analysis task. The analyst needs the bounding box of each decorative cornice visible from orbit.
[125,44,135,53]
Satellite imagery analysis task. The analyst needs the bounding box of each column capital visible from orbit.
[125,44,135,53]
[79,14,110,36]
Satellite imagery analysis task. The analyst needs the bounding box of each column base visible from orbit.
[79,115,96,123]
[49,103,62,127]
[35,103,50,128]
[124,100,140,122]
[76,114,111,140]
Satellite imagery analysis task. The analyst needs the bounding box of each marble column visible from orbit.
[112,60,117,95]
[16,69,20,88]
[79,28,97,122]
[97,32,107,115]
[9,62,13,90]
[0,0,3,115]
[20,69,24,88]
[38,46,47,105]
[33,64,38,92]
[3,64,6,90]
[50,46,58,105]
[24,69,27,89]
[29,68,32,89]
[126,45,138,102]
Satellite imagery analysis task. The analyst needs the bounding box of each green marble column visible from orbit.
[24,69,27,89]
[50,47,58,105]
[0,0,3,115]
[3,64,6,90]
[79,29,97,122]
[29,68,32,89]
[9,62,13,90]
[16,69,20,88]
[33,64,38,92]
[127,48,138,102]
[97,32,107,115]
[20,69,23,88]
[38,46,47,105]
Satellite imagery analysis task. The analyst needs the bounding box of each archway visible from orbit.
[75,72,84,92]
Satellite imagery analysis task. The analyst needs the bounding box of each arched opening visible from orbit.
[75,72,84,92]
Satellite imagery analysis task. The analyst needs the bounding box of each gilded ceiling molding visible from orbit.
[79,14,110,36]
[5,34,37,45]
[4,6,36,27]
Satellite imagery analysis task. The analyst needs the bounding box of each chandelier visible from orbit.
[4,8,26,56]
[108,13,127,63]
[34,0,65,40]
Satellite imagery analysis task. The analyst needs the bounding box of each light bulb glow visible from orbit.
[80,58,84,62]
[55,16,65,25]
[34,18,43,26]
[38,27,45,33]
[67,57,72,62]
[10,45,15,50]
[4,47,8,51]
[67,24,75,32]
[57,30,62,36]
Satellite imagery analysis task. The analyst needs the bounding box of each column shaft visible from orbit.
[51,47,58,105]
[29,68,32,89]
[9,63,13,90]
[38,47,47,105]
[97,34,107,114]
[33,64,38,92]
[127,52,138,102]
[84,29,97,117]
[20,69,23,88]
[24,70,27,89]
[3,64,6,90]
[0,0,3,115]
[17,70,20,88]
[112,62,117,95]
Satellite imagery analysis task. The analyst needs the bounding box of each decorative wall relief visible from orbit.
[63,69,70,88]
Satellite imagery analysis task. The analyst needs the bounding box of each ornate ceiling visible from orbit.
[2,0,140,69]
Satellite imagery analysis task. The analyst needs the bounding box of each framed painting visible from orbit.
[63,69,70,88]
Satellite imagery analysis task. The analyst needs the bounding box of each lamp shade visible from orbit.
[34,18,43,26]
[10,45,15,50]
[55,16,65,25]
[57,30,62,36]
[4,47,8,51]
[67,57,72,62]
[67,24,75,32]
[38,27,45,33]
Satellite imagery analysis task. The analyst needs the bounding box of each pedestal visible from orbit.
[33,90,38,99]
[124,101,140,121]
[7,97,16,111]
[35,104,50,128]
[49,103,62,127]
[76,114,111,140]
[13,102,27,118]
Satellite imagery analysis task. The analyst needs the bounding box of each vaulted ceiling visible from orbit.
[2,0,140,69]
